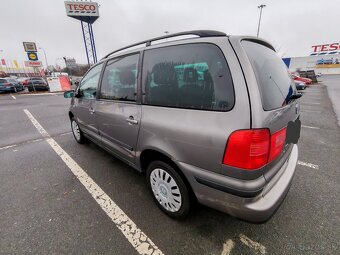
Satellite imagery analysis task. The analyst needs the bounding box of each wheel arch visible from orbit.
[140,149,196,200]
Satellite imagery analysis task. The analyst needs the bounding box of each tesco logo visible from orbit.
[66,3,97,12]
[311,43,340,53]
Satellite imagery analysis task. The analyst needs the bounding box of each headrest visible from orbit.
[183,68,198,83]
[152,63,177,85]
[119,70,135,85]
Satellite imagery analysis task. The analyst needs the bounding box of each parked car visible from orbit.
[291,74,312,85]
[295,81,306,90]
[17,77,29,85]
[64,30,301,222]
[0,78,24,93]
[26,77,50,92]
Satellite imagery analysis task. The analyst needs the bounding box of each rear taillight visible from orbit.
[268,127,286,162]
[223,129,270,170]
[223,127,287,170]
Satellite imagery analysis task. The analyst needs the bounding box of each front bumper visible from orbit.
[177,144,298,223]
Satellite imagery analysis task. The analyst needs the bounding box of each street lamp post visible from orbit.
[39,47,49,71]
[257,4,266,37]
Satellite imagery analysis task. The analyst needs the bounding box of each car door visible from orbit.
[74,62,104,141]
[95,54,141,163]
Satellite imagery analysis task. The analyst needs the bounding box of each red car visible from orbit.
[291,74,312,85]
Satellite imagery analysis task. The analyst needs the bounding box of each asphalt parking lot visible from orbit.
[0,76,339,255]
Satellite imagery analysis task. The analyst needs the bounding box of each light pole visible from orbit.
[39,47,49,71]
[257,4,266,37]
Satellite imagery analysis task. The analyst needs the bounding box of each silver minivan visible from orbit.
[64,30,301,222]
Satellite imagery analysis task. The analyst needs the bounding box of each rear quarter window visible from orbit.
[242,40,295,110]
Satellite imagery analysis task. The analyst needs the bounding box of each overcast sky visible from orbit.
[1,0,338,68]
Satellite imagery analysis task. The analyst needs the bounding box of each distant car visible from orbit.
[0,78,24,93]
[26,77,50,92]
[7,78,25,91]
[316,73,322,77]
[291,74,312,85]
[17,77,29,85]
[294,81,306,90]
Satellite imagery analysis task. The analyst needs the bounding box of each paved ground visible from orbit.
[0,77,339,255]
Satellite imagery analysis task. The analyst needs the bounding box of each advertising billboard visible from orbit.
[23,42,37,52]
[64,1,99,24]
[310,43,340,56]
[24,61,42,67]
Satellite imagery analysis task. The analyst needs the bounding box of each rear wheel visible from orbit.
[147,161,191,219]
[71,118,86,144]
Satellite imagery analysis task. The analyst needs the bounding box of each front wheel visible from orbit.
[147,161,191,219]
[71,118,86,144]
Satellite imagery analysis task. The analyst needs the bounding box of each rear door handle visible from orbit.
[126,116,138,125]
[89,108,95,114]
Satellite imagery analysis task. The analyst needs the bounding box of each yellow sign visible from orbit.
[29,53,37,60]
[13,60,19,69]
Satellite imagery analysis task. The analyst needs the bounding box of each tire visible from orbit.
[71,118,86,144]
[146,160,191,219]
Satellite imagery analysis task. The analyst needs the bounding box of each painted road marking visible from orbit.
[301,102,320,105]
[302,125,320,130]
[10,94,16,99]
[0,132,72,152]
[221,239,235,255]
[23,109,163,255]
[300,110,321,113]
[239,234,266,254]
[297,160,319,170]
[0,144,17,151]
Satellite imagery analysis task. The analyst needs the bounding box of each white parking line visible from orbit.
[23,109,163,255]
[10,94,16,99]
[239,234,266,254]
[221,239,235,255]
[300,110,321,113]
[0,144,17,151]
[297,160,319,170]
[302,125,320,130]
[301,102,320,105]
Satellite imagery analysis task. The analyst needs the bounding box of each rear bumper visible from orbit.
[177,144,298,223]
[27,85,49,90]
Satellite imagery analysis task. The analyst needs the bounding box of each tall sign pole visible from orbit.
[257,4,266,37]
[64,1,99,66]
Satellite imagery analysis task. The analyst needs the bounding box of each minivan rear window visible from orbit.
[242,40,295,110]
[142,43,234,111]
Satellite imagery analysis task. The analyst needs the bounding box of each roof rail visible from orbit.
[102,30,227,60]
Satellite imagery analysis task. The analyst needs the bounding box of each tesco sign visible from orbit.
[311,43,340,53]
[64,1,99,17]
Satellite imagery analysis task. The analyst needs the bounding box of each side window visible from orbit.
[142,43,234,111]
[78,63,103,99]
[100,54,139,102]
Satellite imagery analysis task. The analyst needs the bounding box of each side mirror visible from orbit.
[64,90,75,98]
